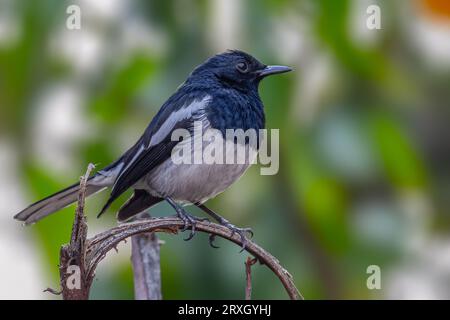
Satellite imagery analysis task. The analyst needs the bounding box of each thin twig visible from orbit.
[245,257,257,300]
[71,163,94,245]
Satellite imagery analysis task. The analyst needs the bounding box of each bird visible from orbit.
[14,50,292,248]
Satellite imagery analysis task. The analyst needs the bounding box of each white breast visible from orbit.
[137,131,258,204]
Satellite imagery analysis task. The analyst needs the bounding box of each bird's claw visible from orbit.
[175,207,252,250]
[223,222,253,252]
[208,234,220,249]
[176,209,208,241]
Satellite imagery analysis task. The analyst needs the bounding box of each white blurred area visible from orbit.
[0,142,47,299]
[31,85,90,173]
[407,0,450,70]
[387,237,450,299]
[0,0,449,299]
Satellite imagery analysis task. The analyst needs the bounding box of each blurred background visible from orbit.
[0,0,449,299]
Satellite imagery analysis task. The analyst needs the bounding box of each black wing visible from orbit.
[96,86,210,217]
[97,118,192,217]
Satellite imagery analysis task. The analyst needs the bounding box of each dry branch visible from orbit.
[59,163,95,300]
[86,218,303,300]
[55,165,304,300]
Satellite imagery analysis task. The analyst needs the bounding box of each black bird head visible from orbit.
[189,50,292,91]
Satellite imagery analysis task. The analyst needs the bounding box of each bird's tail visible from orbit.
[14,176,108,225]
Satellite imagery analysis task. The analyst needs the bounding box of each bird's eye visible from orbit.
[236,61,249,73]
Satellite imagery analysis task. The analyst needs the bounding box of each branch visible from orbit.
[55,165,304,300]
[86,218,304,300]
[59,163,95,300]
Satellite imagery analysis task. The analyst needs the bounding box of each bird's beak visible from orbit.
[257,65,292,78]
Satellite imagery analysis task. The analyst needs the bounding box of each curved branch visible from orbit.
[85,217,303,300]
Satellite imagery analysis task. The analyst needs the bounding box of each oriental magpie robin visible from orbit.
[14,50,291,248]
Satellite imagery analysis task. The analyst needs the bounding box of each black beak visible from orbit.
[257,65,292,78]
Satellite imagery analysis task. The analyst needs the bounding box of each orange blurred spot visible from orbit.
[420,0,450,20]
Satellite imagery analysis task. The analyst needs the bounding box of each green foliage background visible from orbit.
[1,0,449,299]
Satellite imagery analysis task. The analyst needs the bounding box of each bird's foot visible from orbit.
[175,208,208,241]
[221,221,254,252]
[208,234,220,249]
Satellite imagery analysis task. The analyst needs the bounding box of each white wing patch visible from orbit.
[118,144,145,177]
[149,95,212,147]
[109,95,212,190]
